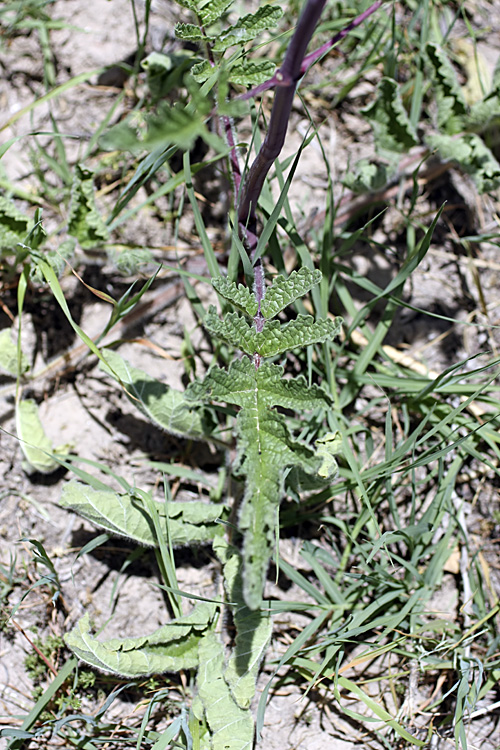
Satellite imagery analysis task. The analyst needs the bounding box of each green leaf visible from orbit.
[189,359,331,412]
[30,238,76,283]
[212,277,259,317]
[100,349,211,440]
[260,268,322,319]
[205,308,341,357]
[427,132,500,193]
[314,431,341,479]
[215,538,272,710]
[0,196,30,252]
[175,23,206,42]
[65,605,216,678]
[199,0,233,26]
[188,358,338,608]
[190,60,216,85]
[228,60,276,87]
[15,399,67,475]
[141,51,194,100]
[425,42,467,134]
[194,630,254,750]
[343,159,389,193]
[112,246,153,275]
[0,328,29,376]
[362,77,418,154]
[67,164,109,249]
[213,6,283,53]
[60,480,228,547]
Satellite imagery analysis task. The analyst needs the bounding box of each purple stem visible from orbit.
[237,0,328,257]
[237,0,383,103]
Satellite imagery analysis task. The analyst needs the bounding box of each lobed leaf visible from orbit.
[427,132,500,193]
[60,480,228,547]
[260,268,322,319]
[194,630,254,750]
[175,23,206,42]
[205,307,341,357]
[187,357,339,608]
[67,164,109,250]
[257,315,342,357]
[15,399,67,475]
[212,277,259,317]
[0,195,30,252]
[425,43,467,134]
[215,538,272,709]
[204,307,256,354]
[362,77,418,154]
[65,605,216,678]
[199,0,233,26]
[100,349,210,440]
[229,60,276,87]
[0,328,29,377]
[213,6,283,53]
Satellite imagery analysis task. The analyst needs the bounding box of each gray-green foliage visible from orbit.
[187,268,341,608]
[0,196,30,254]
[358,43,500,192]
[62,267,340,748]
[15,398,69,474]
[99,348,212,440]
[67,164,109,249]
[60,480,228,547]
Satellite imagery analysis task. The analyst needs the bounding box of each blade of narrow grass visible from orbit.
[0,69,105,131]
[183,150,221,280]
[5,657,78,750]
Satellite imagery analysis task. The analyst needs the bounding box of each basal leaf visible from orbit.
[0,196,30,252]
[213,6,283,53]
[426,43,467,134]
[0,328,29,376]
[195,630,254,750]
[427,132,500,192]
[65,605,216,678]
[67,164,109,250]
[100,349,210,440]
[60,480,227,547]
[211,277,259,317]
[15,399,67,475]
[260,268,322,319]
[343,159,389,193]
[362,77,418,154]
